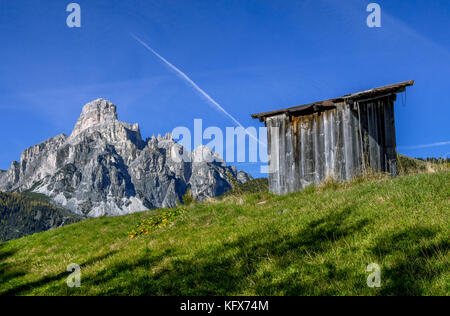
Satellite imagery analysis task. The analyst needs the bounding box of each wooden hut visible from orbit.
[251,80,414,195]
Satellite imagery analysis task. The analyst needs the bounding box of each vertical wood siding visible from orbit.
[265,96,398,194]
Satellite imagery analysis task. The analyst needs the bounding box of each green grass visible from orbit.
[0,171,449,296]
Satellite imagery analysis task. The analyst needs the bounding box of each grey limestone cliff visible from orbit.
[0,99,252,217]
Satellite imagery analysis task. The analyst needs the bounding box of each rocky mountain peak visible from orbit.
[192,145,224,164]
[71,99,118,137]
[0,99,253,217]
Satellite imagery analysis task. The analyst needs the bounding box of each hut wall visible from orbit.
[265,96,398,194]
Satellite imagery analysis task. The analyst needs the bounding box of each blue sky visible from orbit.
[0,0,449,177]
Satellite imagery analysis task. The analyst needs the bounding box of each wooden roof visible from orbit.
[251,80,414,122]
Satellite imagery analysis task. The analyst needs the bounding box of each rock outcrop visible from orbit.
[0,99,252,217]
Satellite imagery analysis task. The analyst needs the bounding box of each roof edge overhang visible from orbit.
[251,80,414,122]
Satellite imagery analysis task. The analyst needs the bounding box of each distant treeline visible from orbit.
[0,191,82,242]
[414,157,450,164]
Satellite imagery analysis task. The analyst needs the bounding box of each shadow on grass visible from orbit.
[9,209,443,295]
[370,227,448,296]
[0,243,26,287]
[81,205,370,295]
[81,248,175,295]
[0,250,118,296]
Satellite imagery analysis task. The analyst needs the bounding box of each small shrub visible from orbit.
[128,208,187,239]
[182,189,195,206]
[397,154,429,175]
[351,169,390,184]
[222,178,269,198]
[302,185,316,195]
[318,178,340,191]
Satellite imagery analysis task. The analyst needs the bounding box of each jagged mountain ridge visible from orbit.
[0,99,252,217]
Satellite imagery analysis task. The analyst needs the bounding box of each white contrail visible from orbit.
[131,33,262,145]
[399,141,450,150]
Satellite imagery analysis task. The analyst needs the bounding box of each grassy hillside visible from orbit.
[0,191,83,242]
[0,171,448,296]
[398,154,450,175]
[222,178,268,197]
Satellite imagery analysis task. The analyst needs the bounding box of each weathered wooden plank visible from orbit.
[323,110,331,179]
[335,106,346,180]
[293,118,301,191]
[278,115,287,194]
[355,102,365,172]
[343,104,355,180]
[359,102,370,170]
[266,117,273,192]
[367,102,380,171]
[317,112,326,183]
[375,101,382,172]
[313,114,322,184]
[299,117,306,189]
[376,99,387,172]
[383,99,398,176]
[350,106,362,176]
[329,109,336,179]
[303,116,315,187]
[367,102,375,170]
[284,116,296,193]
[291,117,301,191]
[389,99,398,177]
[266,117,278,194]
